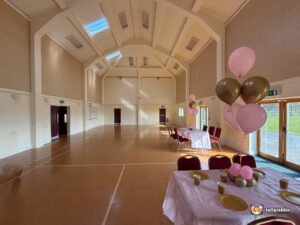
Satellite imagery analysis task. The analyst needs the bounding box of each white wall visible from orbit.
[86,103,104,130]
[104,104,137,125]
[0,89,31,159]
[139,104,175,125]
[170,102,186,127]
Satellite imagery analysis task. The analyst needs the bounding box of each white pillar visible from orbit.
[82,67,88,131]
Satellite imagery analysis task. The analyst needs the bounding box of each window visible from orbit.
[105,51,122,61]
[178,108,184,117]
[86,18,109,35]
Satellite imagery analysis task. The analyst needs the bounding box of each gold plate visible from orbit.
[219,194,248,211]
[190,171,209,180]
[281,191,300,206]
[223,168,229,173]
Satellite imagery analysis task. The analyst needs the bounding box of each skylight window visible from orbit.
[86,18,109,35]
[105,51,122,61]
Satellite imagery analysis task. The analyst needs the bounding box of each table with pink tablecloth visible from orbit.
[163,168,300,225]
[177,128,211,149]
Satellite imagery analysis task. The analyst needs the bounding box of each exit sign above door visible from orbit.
[267,86,281,96]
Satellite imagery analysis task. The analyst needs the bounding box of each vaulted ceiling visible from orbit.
[7,0,247,78]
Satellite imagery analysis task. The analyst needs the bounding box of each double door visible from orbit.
[257,98,300,170]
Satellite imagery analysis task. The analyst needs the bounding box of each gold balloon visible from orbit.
[189,101,196,108]
[216,78,241,105]
[241,76,270,104]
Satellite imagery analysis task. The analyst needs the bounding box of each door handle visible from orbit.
[282,127,286,136]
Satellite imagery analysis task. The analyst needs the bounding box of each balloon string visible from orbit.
[239,133,247,165]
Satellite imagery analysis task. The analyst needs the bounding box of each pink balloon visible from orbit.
[223,103,242,129]
[228,47,256,78]
[240,166,253,180]
[187,107,193,114]
[189,94,196,101]
[189,125,195,129]
[192,108,198,115]
[236,104,267,134]
[229,163,241,177]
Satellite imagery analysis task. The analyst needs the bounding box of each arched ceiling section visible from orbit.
[6,0,247,77]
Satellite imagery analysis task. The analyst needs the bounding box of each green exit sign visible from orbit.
[267,86,281,96]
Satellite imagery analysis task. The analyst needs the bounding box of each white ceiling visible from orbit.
[7,0,247,77]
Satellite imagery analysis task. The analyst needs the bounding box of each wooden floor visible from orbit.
[0,125,238,225]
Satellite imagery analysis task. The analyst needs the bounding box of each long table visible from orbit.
[163,168,300,225]
[177,128,211,149]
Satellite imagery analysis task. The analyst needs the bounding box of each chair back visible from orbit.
[202,125,208,132]
[173,128,179,139]
[248,216,296,225]
[233,154,257,168]
[167,126,171,136]
[208,155,231,169]
[208,126,215,136]
[214,128,222,139]
[177,155,201,171]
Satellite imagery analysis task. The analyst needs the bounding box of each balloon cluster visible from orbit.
[228,163,256,187]
[187,94,198,116]
[216,47,270,135]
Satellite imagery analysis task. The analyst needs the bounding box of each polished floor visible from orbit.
[0,125,238,225]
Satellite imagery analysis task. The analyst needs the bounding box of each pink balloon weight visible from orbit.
[240,166,253,180]
[187,107,193,114]
[228,47,256,78]
[192,108,198,116]
[229,163,241,177]
[223,103,242,129]
[236,104,267,134]
[189,94,196,101]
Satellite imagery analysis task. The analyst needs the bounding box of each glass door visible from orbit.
[200,106,208,130]
[258,98,300,170]
[259,102,281,162]
[285,101,300,170]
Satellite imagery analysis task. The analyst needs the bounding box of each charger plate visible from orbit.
[219,194,248,211]
[190,171,208,180]
[281,191,300,206]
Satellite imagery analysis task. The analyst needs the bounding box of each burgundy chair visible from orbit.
[202,125,208,132]
[210,127,222,151]
[177,155,201,171]
[248,216,295,225]
[208,126,215,137]
[174,128,190,151]
[208,154,231,169]
[232,153,257,168]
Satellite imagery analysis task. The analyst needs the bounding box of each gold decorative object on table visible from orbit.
[253,168,266,176]
[193,174,201,185]
[190,171,209,180]
[220,172,227,183]
[280,178,289,189]
[217,182,226,194]
[219,194,248,211]
[281,191,300,206]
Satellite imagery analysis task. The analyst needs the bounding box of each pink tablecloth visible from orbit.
[177,128,211,149]
[163,168,300,225]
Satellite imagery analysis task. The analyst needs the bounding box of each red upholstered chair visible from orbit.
[248,216,296,225]
[174,128,190,151]
[232,153,257,168]
[208,154,231,169]
[202,125,208,132]
[210,127,222,151]
[208,126,215,137]
[177,155,201,171]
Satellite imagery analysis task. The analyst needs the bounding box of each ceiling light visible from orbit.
[142,11,149,29]
[119,11,128,28]
[66,34,83,49]
[86,18,109,35]
[186,36,199,51]
[95,63,103,70]
[105,51,122,61]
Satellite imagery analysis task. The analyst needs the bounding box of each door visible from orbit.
[58,106,68,136]
[159,108,166,124]
[200,106,208,129]
[51,106,59,140]
[114,108,121,124]
[258,98,300,170]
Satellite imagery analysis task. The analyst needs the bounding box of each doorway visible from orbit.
[114,108,121,125]
[159,108,166,124]
[257,98,300,171]
[51,106,70,140]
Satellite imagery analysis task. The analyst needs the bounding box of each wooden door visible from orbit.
[51,106,59,140]
[114,108,121,124]
[59,106,68,136]
[159,108,166,124]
